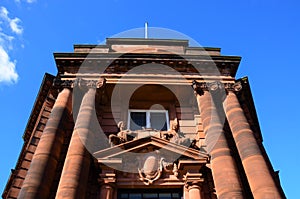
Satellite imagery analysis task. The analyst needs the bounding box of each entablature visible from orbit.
[54,53,241,77]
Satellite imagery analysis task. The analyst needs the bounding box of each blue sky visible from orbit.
[0,0,299,198]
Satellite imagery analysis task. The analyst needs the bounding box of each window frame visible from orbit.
[127,109,170,131]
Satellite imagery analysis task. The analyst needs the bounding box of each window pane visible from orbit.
[120,193,129,199]
[130,112,146,130]
[143,193,158,198]
[129,193,142,199]
[159,193,171,199]
[150,112,167,131]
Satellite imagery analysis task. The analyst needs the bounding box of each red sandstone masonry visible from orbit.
[18,88,72,199]
[197,91,244,199]
[223,91,281,199]
[4,97,55,199]
[56,88,97,199]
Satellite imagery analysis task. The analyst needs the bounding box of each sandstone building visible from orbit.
[3,38,285,199]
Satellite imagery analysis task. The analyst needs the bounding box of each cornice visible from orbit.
[23,73,55,141]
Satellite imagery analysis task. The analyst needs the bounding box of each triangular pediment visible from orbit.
[94,136,209,162]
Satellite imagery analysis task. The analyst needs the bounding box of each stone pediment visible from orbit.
[95,136,209,186]
[94,136,209,162]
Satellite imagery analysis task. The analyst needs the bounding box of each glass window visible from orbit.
[150,112,167,131]
[159,193,172,199]
[143,193,158,198]
[130,112,147,131]
[129,193,142,199]
[120,193,129,199]
[118,189,182,199]
[128,110,169,131]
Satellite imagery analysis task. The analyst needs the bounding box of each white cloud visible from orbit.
[0,32,14,50]
[10,18,23,35]
[0,7,23,35]
[0,7,20,85]
[0,7,8,17]
[0,46,18,84]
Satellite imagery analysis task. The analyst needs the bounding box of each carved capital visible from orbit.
[53,79,73,88]
[53,77,106,90]
[72,78,106,90]
[192,80,242,95]
[192,80,224,95]
[224,81,242,92]
[98,172,116,185]
[184,173,204,189]
[192,80,207,96]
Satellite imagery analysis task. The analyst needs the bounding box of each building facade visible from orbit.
[3,38,285,199]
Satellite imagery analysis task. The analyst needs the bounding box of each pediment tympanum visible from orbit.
[94,136,209,186]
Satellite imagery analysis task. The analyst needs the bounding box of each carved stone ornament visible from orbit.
[161,118,191,147]
[230,81,242,92]
[138,151,163,185]
[53,79,73,88]
[109,119,192,148]
[192,80,242,95]
[184,172,204,188]
[137,150,176,185]
[109,121,137,146]
[53,77,106,89]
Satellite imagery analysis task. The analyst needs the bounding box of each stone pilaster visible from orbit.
[193,81,244,199]
[184,173,203,199]
[98,171,116,199]
[55,78,105,199]
[223,89,281,199]
[18,88,72,199]
[99,184,114,199]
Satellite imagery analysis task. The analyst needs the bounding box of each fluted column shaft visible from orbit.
[18,88,72,199]
[223,91,280,199]
[55,88,97,199]
[196,91,243,198]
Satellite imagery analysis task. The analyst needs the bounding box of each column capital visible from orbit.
[184,173,203,199]
[224,81,242,92]
[98,173,116,185]
[53,77,106,90]
[98,172,116,199]
[192,80,242,95]
[98,167,116,185]
[184,172,204,189]
[192,80,224,96]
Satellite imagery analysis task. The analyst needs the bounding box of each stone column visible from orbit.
[99,184,114,199]
[188,183,202,199]
[18,88,72,199]
[223,90,281,198]
[193,81,243,199]
[56,78,105,199]
[98,169,116,199]
[183,185,189,199]
[184,173,203,199]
